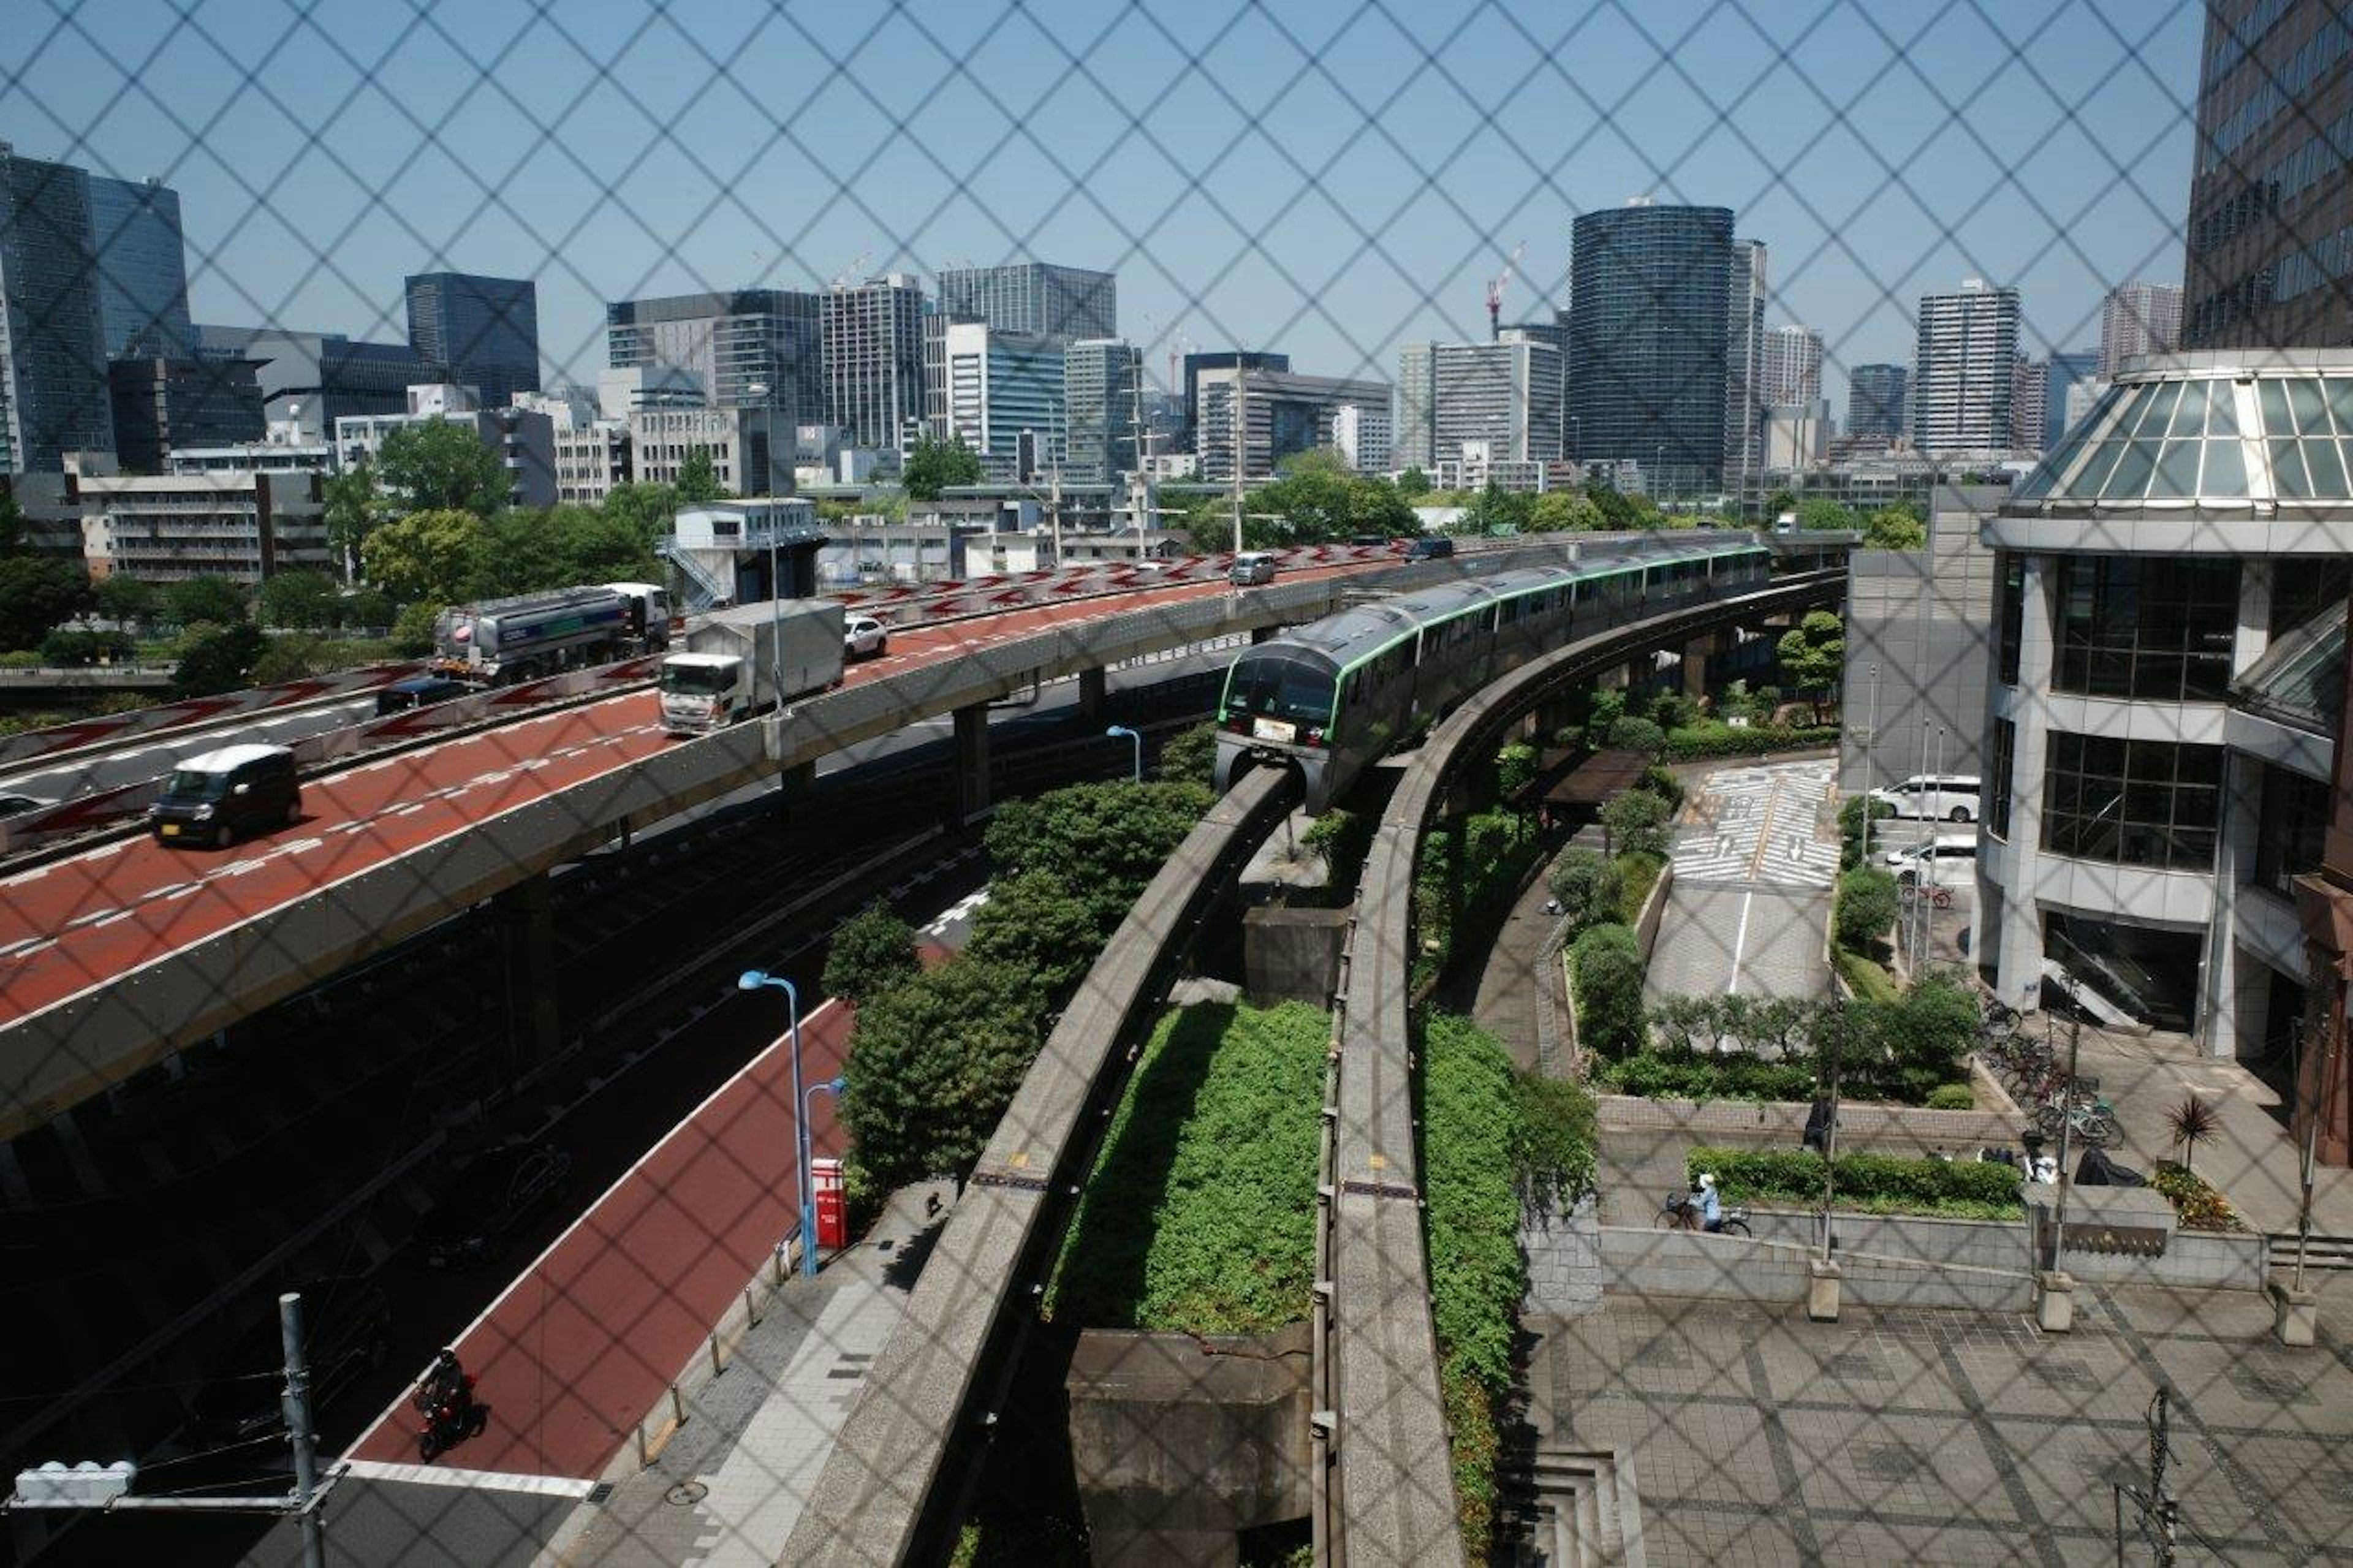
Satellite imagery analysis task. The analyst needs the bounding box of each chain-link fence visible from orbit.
[4,1,2352,1564]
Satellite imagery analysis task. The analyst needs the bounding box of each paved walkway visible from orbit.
[1530,1282,2353,1566]
[1464,857,1571,1074]
[544,1181,950,1567]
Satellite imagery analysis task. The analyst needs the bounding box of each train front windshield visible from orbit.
[1224,654,1335,730]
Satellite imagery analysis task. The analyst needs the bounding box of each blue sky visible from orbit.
[4,0,2204,415]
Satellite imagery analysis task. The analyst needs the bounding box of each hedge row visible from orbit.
[1686,1145,2024,1219]
[1598,1051,1817,1103]
[1044,1001,1327,1333]
[1661,722,1841,762]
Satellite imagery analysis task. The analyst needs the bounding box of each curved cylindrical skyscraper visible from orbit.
[1567,200,1733,494]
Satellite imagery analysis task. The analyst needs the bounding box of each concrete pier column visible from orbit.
[494,871,560,1081]
[1078,665,1108,724]
[953,702,991,823]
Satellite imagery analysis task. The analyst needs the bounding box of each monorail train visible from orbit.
[1213,534,1773,810]
[433,581,670,684]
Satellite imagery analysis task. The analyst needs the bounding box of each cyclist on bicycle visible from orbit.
[1696,1172,1724,1233]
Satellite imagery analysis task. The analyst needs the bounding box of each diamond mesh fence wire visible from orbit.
[2,1,2352,1564]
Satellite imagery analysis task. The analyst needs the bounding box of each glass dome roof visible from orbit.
[2011,367,2353,507]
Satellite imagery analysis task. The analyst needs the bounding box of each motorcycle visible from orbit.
[414,1373,487,1461]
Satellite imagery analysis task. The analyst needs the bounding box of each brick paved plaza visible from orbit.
[1528,1282,2353,1566]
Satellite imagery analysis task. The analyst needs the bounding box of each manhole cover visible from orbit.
[2029,1357,2097,1390]
[2231,1364,2309,1406]
[1825,1352,1884,1380]
[1855,1442,1925,1482]
[665,1480,708,1507]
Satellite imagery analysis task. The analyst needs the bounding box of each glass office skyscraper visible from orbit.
[1567,200,1733,493]
[407,272,541,406]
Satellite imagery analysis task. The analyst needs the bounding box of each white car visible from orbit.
[843,615,888,661]
[1884,834,1977,880]
[1870,774,1981,823]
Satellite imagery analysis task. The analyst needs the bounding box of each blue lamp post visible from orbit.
[738,968,819,1278]
[1106,724,1141,782]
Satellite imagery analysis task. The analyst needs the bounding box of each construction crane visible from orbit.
[1485,240,1526,341]
[830,252,869,289]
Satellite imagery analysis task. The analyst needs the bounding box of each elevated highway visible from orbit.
[0,547,1553,1138]
[1320,569,1843,1558]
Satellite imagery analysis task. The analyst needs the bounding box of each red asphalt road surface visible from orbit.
[0,569,1366,1031]
[346,1001,851,1477]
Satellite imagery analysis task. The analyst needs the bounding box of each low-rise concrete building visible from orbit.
[335,383,556,507]
[77,467,329,582]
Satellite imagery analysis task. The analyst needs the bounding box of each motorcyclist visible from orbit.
[419,1348,473,1420]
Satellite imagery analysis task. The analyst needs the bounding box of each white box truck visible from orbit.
[658,601,847,737]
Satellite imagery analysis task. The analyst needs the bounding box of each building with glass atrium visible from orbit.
[1978,349,2351,1069]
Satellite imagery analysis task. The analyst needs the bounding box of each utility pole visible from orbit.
[6,1290,332,1558]
[1128,350,1153,561]
[1860,661,1882,863]
[280,1292,327,1568]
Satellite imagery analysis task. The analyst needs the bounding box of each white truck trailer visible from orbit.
[657,600,846,737]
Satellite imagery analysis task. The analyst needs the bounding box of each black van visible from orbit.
[375,676,467,716]
[1403,536,1455,560]
[149,744,301,848]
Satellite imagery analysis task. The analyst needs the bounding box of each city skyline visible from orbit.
[0,2,2200,418]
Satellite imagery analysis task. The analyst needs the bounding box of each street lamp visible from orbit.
[737,968,819,1278]
[1107,724,1142,782]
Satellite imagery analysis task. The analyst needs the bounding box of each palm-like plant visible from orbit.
[2166,1093,2221,1175]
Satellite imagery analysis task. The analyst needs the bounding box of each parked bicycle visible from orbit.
[2032,1091,2120,1148]
[1900,881,1955,909]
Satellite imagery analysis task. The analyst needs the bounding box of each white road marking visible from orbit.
[337,1459,597,1498]
[66,908,123,928]
[0,936,56,958]
[94,910,134,927]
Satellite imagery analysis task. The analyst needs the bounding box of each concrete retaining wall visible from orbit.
[1597,1094,2026,1151]
[1633,860,1675,965]
[1741,1206,2033,1273]
[1599,1225,2031,1312]
[1523,1199,1604,1316]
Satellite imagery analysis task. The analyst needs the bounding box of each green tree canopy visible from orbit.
[983,779,1216,930]
[901,436,983,501]
[165,575,249,628]
[1528,489,1607,532]
[1154,721,1220,789]
[1396,466,1433,496]
[0,556,94,652]
[601,481,684,543]
[172,620,267,696]
[841,958,1046,1187]
[376,419,510,517]
[93,572,157,632]
[821,900,922,1007]
[1775,609,1846,719]
[675,447,728,504]
[1460,483,1536,536]
[963,870,1108,1000]
[362,509,485,604]
[1797,497,1855,531]
[1764,487,1798,520]
[324,458,389,578]
[1860,506,1927,548]
[258,569,339,629]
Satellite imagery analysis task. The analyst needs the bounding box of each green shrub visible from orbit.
[1422,1013,1528,1560]
[1495,740,1539,800]
[1638,763,1684,811]
[1046,1002,1327,1333]
[1839,793,1898,869]
[1688,1145,2023,1219]
[1615,850,1665,925]
[822,900,922,1007]
[1301,806,1375,905]
[1833,866,1899,953]
[1569,923,1645,1056]
[1604,715,1666,756]
[1599,1051,1816,1102]
[1512,1070,1597,1217]
[1926,1083,1976,1110]
[2148,1161,2245,1232]
[1154,721,1219,788]
[1598,787,1672,858]
[1661,722,1841,762]
[1547,847,1623,933]
[1833,946,1900,1002]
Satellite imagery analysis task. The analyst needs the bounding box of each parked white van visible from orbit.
[1869,775,1982,823]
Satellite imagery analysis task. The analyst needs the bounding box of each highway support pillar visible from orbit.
[495,872,560,1086]
[1683,630,1728,699]
[953,702,991,824]
[1077,665,1107,724]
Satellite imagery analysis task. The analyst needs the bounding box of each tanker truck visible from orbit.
[658,600,845,737]
[433,583,670,684]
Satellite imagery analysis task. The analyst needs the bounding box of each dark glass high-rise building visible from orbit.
[2182,0,2353,348]
[1847,363,1909,438]
[605,289,822,428]
[0,148,194,472]
[937,263,1115,341]
[406,272,541,405]
[1567,201,1733,492]
[1179,350,1289,450]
